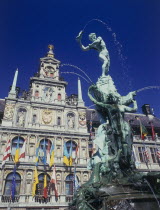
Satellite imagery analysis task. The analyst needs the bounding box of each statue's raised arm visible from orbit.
[76,31,110,76]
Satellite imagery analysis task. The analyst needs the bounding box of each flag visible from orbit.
[74,143,79,164]
[156,148,160,159]
[46,140,51,165]
[69,141,73,166]
[43,174,48,198]
[32,166,39,197]
[14,136,20,163]
[73,167,79,192]
[1,139,11,168]
[63,142,70,166]
[141,124,148,140]
[11,165,17,201]
[19,139,26,161]
[151,122,156,140]
[35,141,40,166]
[136,117,148,140]
[42,139,47,165]
[49,143,54,167]
[90,119,93,137]
[143,146,149,161]
[51,165,58,197]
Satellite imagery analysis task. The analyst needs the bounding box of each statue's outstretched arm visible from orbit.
[124,100,138,113]
[76,31,90,51]
[88,85,112,109]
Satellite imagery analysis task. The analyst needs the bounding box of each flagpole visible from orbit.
[11,163,17,201]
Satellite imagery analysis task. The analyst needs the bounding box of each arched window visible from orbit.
[35,90,39,98]
[50,72,54,78]
[58,94,61,101]
[39,139,52,164]
[57,117,61,126]
[11,137,24,155]
[66,141,77,159]
[36,173,50,196]
[4,172,21,196]
[65,174,79,195]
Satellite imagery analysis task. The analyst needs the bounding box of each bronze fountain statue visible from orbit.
[70,31,160,210]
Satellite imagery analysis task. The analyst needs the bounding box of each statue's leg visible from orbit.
[99,53,109,76]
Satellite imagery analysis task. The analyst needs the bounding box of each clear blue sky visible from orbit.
[0,0,160,116]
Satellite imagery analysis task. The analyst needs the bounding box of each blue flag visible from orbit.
[74,167,79,192]
[63,142,69,158]
[42,139,46,165]
[35,141,39,166]
[69,141,73,158]
[11,165,16,200]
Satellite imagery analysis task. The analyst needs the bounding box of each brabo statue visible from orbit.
[76,31,110,76]
[70,31,160,210]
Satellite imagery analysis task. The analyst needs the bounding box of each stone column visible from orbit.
[0,169,5,194]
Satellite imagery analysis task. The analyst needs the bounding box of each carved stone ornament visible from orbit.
[78,112,86,126]
[42,109,53,124]
[4,104,15,120]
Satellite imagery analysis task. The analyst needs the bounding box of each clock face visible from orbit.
[45,65,54,72]
[44,65,55,77]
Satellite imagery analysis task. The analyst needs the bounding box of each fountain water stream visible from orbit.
[61,63,93,83]
[60,71,90,84]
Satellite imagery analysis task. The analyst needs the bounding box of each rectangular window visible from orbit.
[138,147,146,163]
[150,148,158,163]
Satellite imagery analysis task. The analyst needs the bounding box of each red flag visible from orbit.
[1,139,11,168]
[51,165,58,197]
[157,149,160,159]
[151,122,156,140]
[19,139,26,161]
[46,140,51,165]
[143,147,149,161]
[43,174,48,198]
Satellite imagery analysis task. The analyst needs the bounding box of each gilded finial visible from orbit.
[48,44,54,50]
[47,44,54,58]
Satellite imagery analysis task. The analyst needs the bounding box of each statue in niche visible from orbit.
[17,109,26,127]
[32,114,37,124]
[67,114,75,129]
[76,31,110,76]
[40,62,45,78]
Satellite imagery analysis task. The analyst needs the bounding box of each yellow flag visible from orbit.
[63,156,70,166]
[32,167,39,197]
[14,148,20,163]
[49,151,54,167]
[69,157,72,166]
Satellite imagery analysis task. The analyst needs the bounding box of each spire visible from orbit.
[78,78,84,106]
[47,44,54,58]
[8,69,18,98]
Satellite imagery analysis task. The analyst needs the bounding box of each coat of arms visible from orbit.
[78,112,86,126]
[42,109,52,124]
